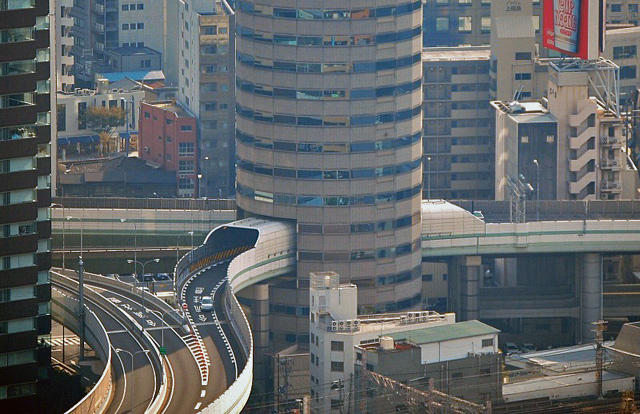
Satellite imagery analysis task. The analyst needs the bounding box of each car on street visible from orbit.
[201,296,214,311]
[521,343,536,353]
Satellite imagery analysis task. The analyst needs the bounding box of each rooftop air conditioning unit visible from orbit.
[602,181,608,188]
[353,320,360,328]
[338,320,346,329]
[331,321,338,331]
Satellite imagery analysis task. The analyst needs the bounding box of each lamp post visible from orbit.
[127,258,160,331]
[175,231,194,295]
[51,203,65,269]
[66,216,85,360]
[533,159,540,221]
[427,156,432,200]
[148,309,183,350]
[115,348,151,414]
[120,218,137,277]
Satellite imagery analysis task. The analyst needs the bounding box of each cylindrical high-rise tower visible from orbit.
[235,0,423,311]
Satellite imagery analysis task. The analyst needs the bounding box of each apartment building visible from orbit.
[56,79,143,160]
[179,0,235,198]
[604,26,640,100]
[0,0,54,410]
[138,100,199,197]
[422,47,493,200]
[55,0,75,92]
[67,0,176,87]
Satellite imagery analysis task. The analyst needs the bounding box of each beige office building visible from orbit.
[179,0,236,197]
[235,0,424,311]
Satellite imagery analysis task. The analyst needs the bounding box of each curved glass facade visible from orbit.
[236,0,423,308]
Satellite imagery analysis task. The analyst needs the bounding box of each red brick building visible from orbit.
[139,101,199,197]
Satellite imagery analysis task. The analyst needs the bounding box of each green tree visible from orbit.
[84,105,126,156]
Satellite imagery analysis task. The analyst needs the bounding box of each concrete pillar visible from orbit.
[461,256,481,321]
[581,253,603,343]
[251,284,270,382]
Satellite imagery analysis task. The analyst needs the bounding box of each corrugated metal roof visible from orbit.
[389,320,499,344]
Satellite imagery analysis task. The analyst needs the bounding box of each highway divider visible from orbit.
[51,284,113,414]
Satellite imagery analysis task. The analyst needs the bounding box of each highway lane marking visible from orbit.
[194,402,202,410]
[200,390,206,398]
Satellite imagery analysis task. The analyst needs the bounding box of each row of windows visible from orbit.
[238,0,420,20]
[121,22,144,30]
[237,51,421,74]
[298,212,420,235]
[236,77,420,101]
[236,103,422,127]
[299,240,419,262]
[237,130,421,154]
[121,3,143,10]
[236,183,422,207]
[238,25,421,47]
[237,157,421,180]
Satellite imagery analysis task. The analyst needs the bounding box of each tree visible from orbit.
[84,105,126,156]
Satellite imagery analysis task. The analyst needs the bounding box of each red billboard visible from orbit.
[543,0,604,60]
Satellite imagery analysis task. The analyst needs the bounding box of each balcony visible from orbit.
[568,171,596,194]
[601,135,623,147]
[568,126,596,150]
[568,148,596,172]
[92,22,105,33]
[91,2,104,13]
[601,180,622,193]
[600,158,622,171]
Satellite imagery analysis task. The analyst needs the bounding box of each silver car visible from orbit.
[200,296,214,311]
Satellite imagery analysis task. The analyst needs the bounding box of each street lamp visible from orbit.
[175,231,194,297]
[148,309,184,351]
[115,348,151,414]
[427,156,432,200]
[533,159,540,221]
[197,173,204,198]
[120,219,137,277]
[127,258,160,330]
[66,216,85,360]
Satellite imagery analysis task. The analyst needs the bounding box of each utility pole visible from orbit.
[331,379,345,414]
[593,320,608,399]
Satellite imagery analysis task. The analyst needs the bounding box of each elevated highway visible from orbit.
[50,198,640,412]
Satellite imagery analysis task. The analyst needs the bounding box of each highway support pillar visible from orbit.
[250,284,270,383]
[461,256,481,321]
[581,253,603,343]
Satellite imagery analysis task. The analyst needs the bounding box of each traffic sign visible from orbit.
[159,347,166,355]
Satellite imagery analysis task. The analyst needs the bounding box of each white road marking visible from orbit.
[194,402,202,410]
[200,390,206,398]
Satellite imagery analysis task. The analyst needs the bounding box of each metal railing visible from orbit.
[451,199,640,222]
[53,196,237,211]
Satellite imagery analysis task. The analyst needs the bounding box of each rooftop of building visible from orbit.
[59,155,176,184]
[388,320,499,345]
[422,46,490,62]
[503,370,631,398]
[95,70,165,83]
[106,46,161,57]
[143,100,195,118]
[195,0,234,16]
[491,100,558,123]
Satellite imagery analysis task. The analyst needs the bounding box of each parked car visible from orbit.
[201,296,214,311]
[155,273,171,281]
[503,342,521,355]
[521,343,536,353]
